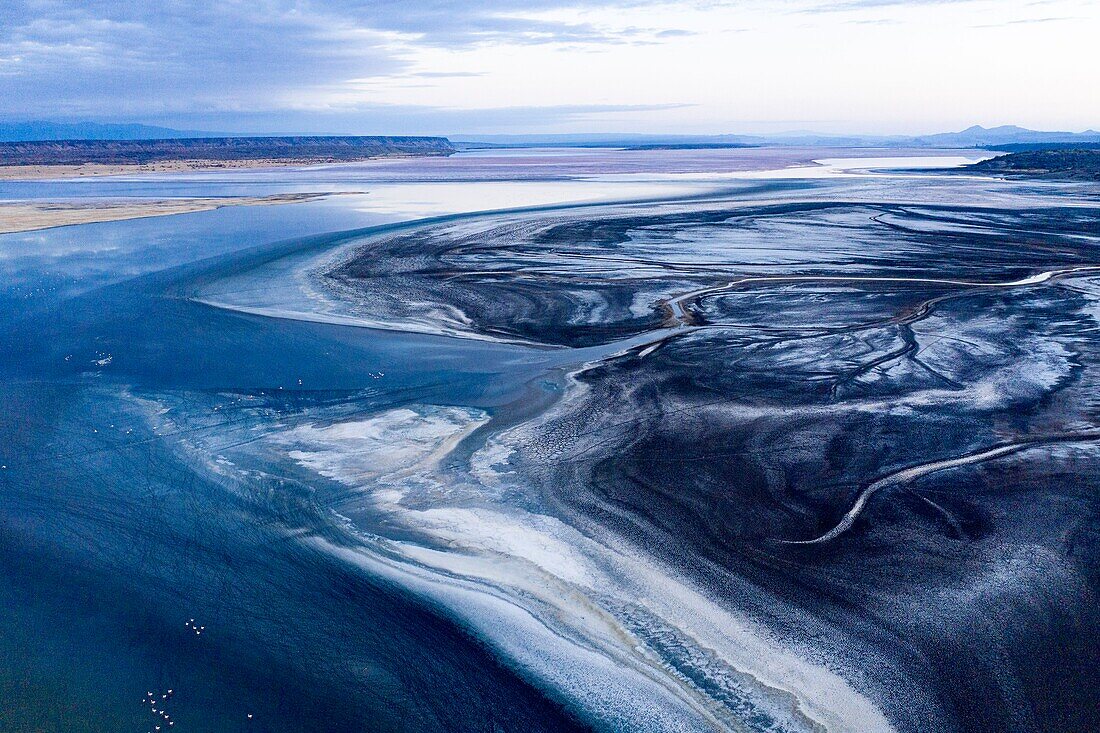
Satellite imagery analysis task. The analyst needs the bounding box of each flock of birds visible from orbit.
[139,619,254,731]
[142,688,175,730]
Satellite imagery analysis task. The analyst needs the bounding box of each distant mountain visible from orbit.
[0,121,220,142]
[455,126,1100,150]
[915,125,1100,148]
[772,126,1100,148]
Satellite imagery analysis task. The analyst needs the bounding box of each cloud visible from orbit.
[314,1,682,45]
[128,101,697,136]
[1,0,1095,133]
[0,0,693,119]
[0,2,403,116]
[789,0,978,10]
[411,71,487,78]
[971,15,1076,28]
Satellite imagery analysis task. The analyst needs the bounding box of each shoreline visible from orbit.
[0,192,344,234]
[0,156,432,180]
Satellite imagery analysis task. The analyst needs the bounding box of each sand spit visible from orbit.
[0,192,340,234]
[0,155,433,180]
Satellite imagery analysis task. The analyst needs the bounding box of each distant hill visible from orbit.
[965,150,1100,181]
[0,121,219,142]
[918,125,1100,148]
[455,126,1100,150]
[765,125,1100,148]
[0,136,456,165]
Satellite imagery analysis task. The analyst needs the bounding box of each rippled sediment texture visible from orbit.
[185,182,1100,731]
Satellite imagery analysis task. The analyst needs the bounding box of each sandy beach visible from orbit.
[0,192,337,233]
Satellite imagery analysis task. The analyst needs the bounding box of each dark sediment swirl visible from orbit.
[312,194,1100,732]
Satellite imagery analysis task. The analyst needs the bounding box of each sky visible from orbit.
[0,0,1097,136]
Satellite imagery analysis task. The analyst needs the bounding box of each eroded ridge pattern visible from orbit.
[179,188,1100,732]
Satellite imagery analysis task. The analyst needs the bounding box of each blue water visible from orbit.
[0,160,618,732]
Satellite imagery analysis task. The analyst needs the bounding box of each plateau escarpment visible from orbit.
[0,135,456,178]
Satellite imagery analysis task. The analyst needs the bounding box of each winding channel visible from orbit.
[782,432,1100,545]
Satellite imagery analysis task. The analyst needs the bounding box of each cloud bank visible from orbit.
[0,0,1096,134]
